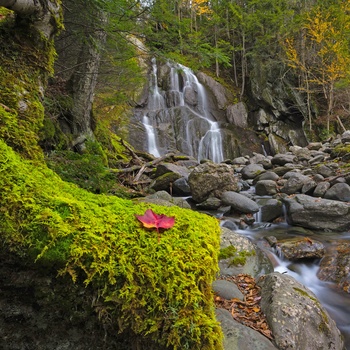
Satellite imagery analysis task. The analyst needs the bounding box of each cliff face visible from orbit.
[128,58,308,161]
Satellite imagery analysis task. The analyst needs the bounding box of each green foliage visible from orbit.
[0,138,223,349]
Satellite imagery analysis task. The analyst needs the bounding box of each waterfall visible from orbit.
[141,58,224,162]
[142,116,160,158]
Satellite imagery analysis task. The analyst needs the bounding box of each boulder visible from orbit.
[258,272,344,350]
[325,183,350,202]
[215,308,278,350]
[318,241,350,294]
[313,181,331,198]
[219,227,273,277]
[255,180,278,196]
[256,198,284,223]
[276,237,325,260]
[221,191,260,214]
[271,153,296,166]
[282,194,350,231]
[188,162,238,203]
[280,173,310,195]
[212,280,244,301]
[241,163,266,180]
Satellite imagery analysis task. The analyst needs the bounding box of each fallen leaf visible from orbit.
[135,209,175,242]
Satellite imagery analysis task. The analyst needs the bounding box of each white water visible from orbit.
[142,116,160,158]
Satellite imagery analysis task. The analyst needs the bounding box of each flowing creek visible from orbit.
[228,214,350,348]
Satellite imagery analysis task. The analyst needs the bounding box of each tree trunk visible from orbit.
[66,9,107,151]
[0,0,61,39]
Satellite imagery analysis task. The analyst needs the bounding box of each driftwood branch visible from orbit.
[336,115,347,133]
[111,152,175,178]
[119,139,143,164]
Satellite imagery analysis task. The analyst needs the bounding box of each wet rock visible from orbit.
[276,237,325,260]
[255,180,278,196]
[188,162,238,203]
[316,164,335,178]
[221,191,259,214]
[271,153,297,166]
[280,173,310,194]
[318,241,350,294]
[256,198,284,223]
[241,163,266,180]
[283,194,350,231]
[258,272,344,350]
[325,183,350,202]
[219,227,273,277]
[215,308,278,350]
[253,171,280,185]
[172,177,191,196]
[212,280,244,301]
[196,197,222,210]
[313,181,331,197]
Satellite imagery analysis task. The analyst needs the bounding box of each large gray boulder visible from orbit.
[258,272,344,350]
[221,191,260,214]
[216,308,278,350]
[188,162,238,203]
[282,194,350,231]
[325,183,350,202]
[219,227,273,277]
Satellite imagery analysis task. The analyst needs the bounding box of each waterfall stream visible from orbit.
[141,59,224,162]
[232,215,350,349]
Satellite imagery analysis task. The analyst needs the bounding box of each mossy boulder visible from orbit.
[0,140,223,349]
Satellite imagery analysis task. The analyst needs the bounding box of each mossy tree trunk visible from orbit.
[0,0,61,39]
[67,8,107,152]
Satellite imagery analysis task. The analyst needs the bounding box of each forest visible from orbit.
[0,0,350,349]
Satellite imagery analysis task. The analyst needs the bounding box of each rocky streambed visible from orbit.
[139,131,350,349]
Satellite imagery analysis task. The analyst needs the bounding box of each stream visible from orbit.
[234,218,350,349]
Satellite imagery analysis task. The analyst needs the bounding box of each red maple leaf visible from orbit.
[135,209,175,242]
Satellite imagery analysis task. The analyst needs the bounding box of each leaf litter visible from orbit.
[214,274,274,340]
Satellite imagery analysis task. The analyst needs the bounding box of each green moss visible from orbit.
[219,246,255,267]
[0,139,223,349]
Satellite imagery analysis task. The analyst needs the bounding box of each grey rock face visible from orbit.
[282,194,350,231]
[221,191,260,214]
[258,272,344,350]
[226,102,249,128]
[215,308,278,350]
[188,162,238,203]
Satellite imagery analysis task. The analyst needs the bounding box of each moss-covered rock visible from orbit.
[0,139,223,349]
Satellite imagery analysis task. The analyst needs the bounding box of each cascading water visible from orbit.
[141,58,164,157]
[141,58,224,162]
[142,116,160,158]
